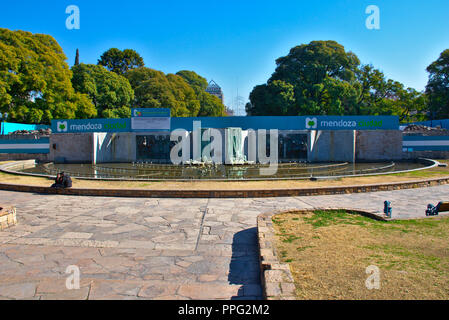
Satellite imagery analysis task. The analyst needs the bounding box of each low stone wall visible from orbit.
[1,175,449,198]
[257,212,296,300]
[0,205,17,230]
[0,153,48,162]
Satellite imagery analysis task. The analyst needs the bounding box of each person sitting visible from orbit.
[51,172,72,189]
[51,173,64,188]
[62,172,72,188]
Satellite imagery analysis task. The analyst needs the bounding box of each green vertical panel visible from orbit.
[227,128,245,164]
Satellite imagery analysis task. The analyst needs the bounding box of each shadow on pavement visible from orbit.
[228,227,263,300]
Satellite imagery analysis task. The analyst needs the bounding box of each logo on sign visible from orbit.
[305,117,318,129]
[133,110,143,117]
[57,121,68,132]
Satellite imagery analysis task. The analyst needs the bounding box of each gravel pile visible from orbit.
[9,128,51,136]
[403,124,449,136]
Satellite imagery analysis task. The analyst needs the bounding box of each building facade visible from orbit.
[205,80,224,104]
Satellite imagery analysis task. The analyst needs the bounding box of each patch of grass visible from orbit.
[303,209,376,228]
[364,244,443,271]
[282,235,301,243]
[280,250,288,258]
[296,245,314,252]
[272,210,449,300]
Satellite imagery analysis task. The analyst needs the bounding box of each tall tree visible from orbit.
[176,70,208,94]
[71,64,134,118]
[0,28,95,124]
[176,70,225,116]
[426,49,449,119]
[249,41,361,116]
[98,48,145,75]
[248,40,427,121]
[126,67,199,117]
[75,49,80,66]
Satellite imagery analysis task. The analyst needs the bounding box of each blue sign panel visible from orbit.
[51,119,131,133]
[171,116,399,131]
[132,108,171,118]
[51,116,398,133]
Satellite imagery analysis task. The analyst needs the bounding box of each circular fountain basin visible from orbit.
[15,160,436,181]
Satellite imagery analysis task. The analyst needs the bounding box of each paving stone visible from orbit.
[0,282,36,299]
[60,232,93,239]
[138,282,178,298]
[178,284,242,300]
[1,184,446,299]
[39,286,90,300]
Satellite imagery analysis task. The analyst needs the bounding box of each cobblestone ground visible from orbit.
[1,185,448,300]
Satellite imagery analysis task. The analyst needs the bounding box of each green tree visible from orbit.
[176,70,208,94]
[176,70,226,116]
[247,80,295,116]
[249,41,361,116]
[426,49,449,119]
[0,28,96,124]
[354,65,427,122]
[248,40,427,120]
[75,48,80,66]
[126,67,225,117]
[71,63,134,118]
[98,48,144,75]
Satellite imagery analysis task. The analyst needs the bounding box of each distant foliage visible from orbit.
[426,49,449,119]
[176,70,226,117]
[98,48,145,75]
[247,40,428,122]
[71,63,134,118]
[0,28,95,124]
[0,28,226,123]
[126,68,225,117]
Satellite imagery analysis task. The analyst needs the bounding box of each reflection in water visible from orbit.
[21,161,428,181]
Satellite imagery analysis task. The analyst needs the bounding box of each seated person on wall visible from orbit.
[51,172,72,189]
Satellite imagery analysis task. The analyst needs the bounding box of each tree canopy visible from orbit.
[4,28,445,125]
[247,40,427,122]
[176,70,225,116]
[71,63,134,118]
[126,68,225,117]
[0,28,95,124]
[98,48,145,75]
[426,49,449,119]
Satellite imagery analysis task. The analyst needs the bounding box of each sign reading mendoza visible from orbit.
[302,116,398,130]
[51,118,131,133]
[131,108,171,131]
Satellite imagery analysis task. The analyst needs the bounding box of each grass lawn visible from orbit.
[273,210,449,300]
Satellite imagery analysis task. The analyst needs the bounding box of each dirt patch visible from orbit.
[272,210,449,300]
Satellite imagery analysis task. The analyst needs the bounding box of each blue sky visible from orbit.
[2,0,449,115]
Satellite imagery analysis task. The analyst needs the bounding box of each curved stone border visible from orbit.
[257,209,388,300]
[0,159,438,182]
[0,205,17,230]
[0,159,448,198]
[1,176,449,198]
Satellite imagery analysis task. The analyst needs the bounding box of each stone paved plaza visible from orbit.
[1,185,449,300]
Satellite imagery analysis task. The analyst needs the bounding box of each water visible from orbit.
[20,161,429,181]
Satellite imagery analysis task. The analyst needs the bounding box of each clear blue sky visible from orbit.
[2,0,449,115]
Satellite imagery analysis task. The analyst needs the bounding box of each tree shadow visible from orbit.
[228,227,263,300]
